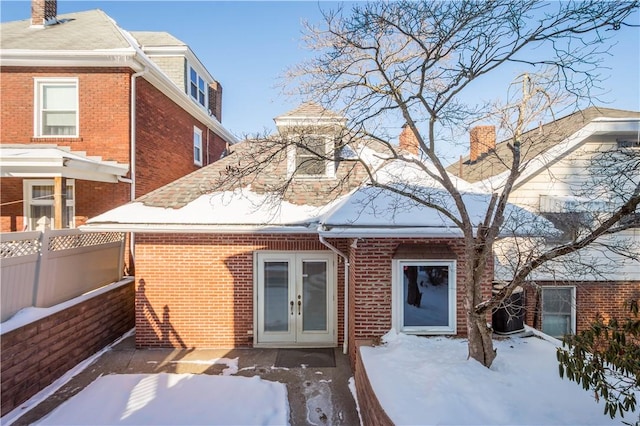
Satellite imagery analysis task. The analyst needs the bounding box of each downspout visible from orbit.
[129,67,148,268]
[319,235,350,355]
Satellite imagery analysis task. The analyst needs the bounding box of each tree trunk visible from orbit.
[467,311,497,367]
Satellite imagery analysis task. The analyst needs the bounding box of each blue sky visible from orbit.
[2,0,639,153]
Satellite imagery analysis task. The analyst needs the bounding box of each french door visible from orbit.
[255,252,336,346]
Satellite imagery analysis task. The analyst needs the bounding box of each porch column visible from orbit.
[53,176,67,229]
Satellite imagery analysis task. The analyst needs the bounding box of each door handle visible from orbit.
[297,300,301,315]
[290,300,294,315]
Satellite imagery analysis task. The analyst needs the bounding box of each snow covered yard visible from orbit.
[34,373,288,426]
[361,330,638,425]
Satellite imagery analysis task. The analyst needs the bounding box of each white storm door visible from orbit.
[256,252,335,346]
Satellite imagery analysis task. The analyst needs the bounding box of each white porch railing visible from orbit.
[1,229,125,322]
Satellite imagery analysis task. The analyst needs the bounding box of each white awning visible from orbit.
[0,145,129,183]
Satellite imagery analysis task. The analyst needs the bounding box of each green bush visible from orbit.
[557,300,639,423]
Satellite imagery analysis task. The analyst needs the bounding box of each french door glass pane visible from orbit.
[302,261,327,331]
[403,265,449,327]
[264,262,289,332]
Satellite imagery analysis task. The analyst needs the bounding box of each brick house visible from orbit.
[0,1,236,252]
[448,107,640,337]
[84,103,541,363]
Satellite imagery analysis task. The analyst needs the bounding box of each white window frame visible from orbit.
[541,286,576,338]
[189,66,207,109]
[392,259,457,335]
[287,135,335,179]
[23,179,75,230]
[34,78,79,138]
[193,126,203,166]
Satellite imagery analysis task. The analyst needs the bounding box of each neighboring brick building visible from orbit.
[448,107,640,338]
[85,103,515,364]
[0,1,237,271]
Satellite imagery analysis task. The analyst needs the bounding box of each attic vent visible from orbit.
[617,138,640,149]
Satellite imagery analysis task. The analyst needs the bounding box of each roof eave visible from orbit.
[80,223,320,234]
[0,49,140,68]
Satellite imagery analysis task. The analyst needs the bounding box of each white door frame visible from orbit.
[254,251,337,347]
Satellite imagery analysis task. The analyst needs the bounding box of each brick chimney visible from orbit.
[470,125,496,162]
[399,123,420,156]
[31,0,57,27]
[208,81,223,122]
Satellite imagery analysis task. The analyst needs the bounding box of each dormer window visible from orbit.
[189,66,206,108]
[296,136,330,176]
[292,135,335,178]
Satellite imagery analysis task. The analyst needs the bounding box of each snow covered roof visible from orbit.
[449,107,640,184]
[84,110,552,236]
[86,188,336,233]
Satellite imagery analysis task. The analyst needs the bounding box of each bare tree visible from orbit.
[221,0,640,367]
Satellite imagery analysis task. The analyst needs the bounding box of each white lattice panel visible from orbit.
[47,232,125,252]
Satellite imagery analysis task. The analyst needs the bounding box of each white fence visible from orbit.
[1,230,125,322]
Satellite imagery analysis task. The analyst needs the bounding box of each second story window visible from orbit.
[189,67,206,108]
[193,127,203,166]
[35,78,78,137]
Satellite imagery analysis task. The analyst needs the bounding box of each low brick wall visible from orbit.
[0,279,134,416]
[355,340,395,426]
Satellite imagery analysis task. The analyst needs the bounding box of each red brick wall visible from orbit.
[0,280,134,416]
[0,67,131,162]
[0,67,228,231]
[134,233,334,348]
[0,177,25,231]
[523,280,640,334]
[354,340,395,426]
[135,234,489,361]
[134,79,227,196]
[347,237,491,363]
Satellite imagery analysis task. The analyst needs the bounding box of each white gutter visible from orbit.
[318,235,350,355]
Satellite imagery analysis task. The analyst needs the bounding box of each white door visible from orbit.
[256,252,336,346]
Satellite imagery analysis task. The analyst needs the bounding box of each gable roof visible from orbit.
[448,107,640,183]
[276,102,344,120]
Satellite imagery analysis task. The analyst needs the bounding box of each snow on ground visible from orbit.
[361,330,637,425]
[35,373,288,426]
